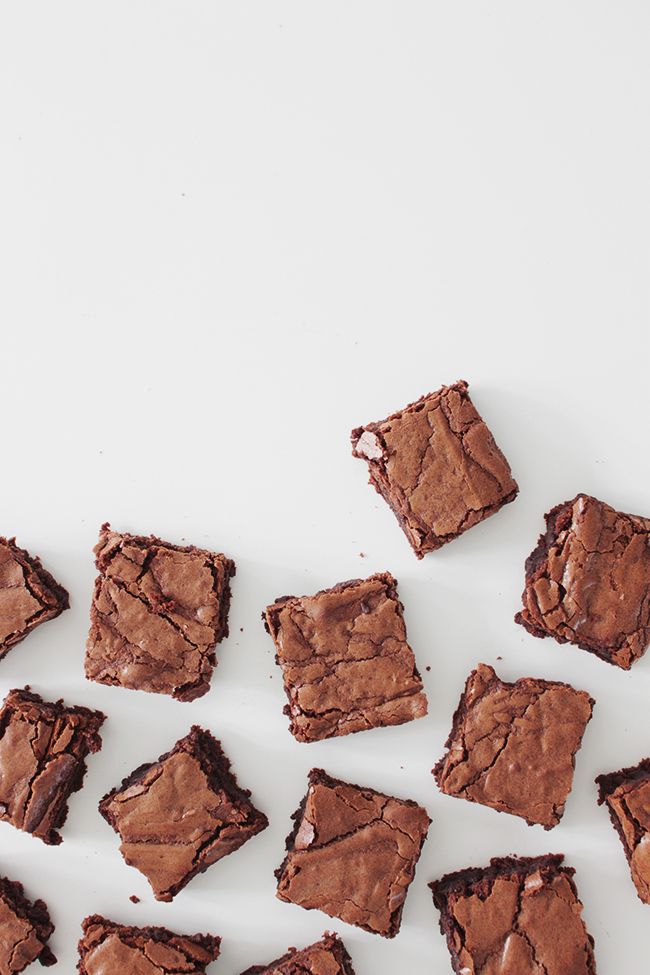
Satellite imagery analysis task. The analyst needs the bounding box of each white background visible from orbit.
[1,3,649,972]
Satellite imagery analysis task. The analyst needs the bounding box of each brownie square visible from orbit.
[434,663,594,829]
[240,933,356,975]
[0,688,105,845]
[596,758,650,904]
[263,572,428,743]
[0,875,56,972]
[0,537,68,658]
[85,524,235,701]
[99,725,268,901]
[351,380,518,557]
[515,494,650,669]
[275,768,430,938]
[78,916,220,975]
[430,854,596,975]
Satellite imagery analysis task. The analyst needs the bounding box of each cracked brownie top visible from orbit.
[0,874,56,973]
[0,688,105,845]
[264,572,428,743]
[77,915,220,975]
[516,494,650,669]
[275,768,430,938]
[99,726,268,902]
[434,663,594,829]
[430,854,596,975]
[351,380,518,557]
[0,537,68,658]
[597,758,650,905]
[240,932,356,975]
[85,524,235,701]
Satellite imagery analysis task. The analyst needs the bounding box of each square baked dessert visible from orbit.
[0,687,105,845]
[351,380,518,557]
[0,536,68,658]
[515,494,650,669]
[430,854,596,975]
[434,663,594,829]
[85,524,235,701]
[596,758,650,904]
[275,768,430,938]
[240,932,356,975]
[263,572,428,742]
[0,874,56,972]
[78,916,220,975]
[99,725,268,901]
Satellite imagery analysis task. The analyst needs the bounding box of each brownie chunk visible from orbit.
[77,915,220,975]
[0,688,105,845]
[596,758,650,904]
[99,725,268,901]
[430,854,596,975]
[0,874,56,972]
[515,494,650,669]
[263,572,428,743]
[434,663,594,829]
[0,537,68,658]
[85,524,235,701]
[240,932,356,975]
[351,381,518,557]
[275,768,430,938]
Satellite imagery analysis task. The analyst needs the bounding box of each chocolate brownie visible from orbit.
[0,874,56,972]
[263,572,428,743]
[240,932,356,975]
[596,758,650,904]
[515,494,650,669]
[0,688,105,845]
[275,768,430,938]
[77,916,220,975]
[434,663,594,829]
[430,854,596,975]
[85,524,235,701]
[351,381,518,557]
[0,537,68,658]
[99,725,268,901]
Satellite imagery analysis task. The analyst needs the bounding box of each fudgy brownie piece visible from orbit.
[515,494,650,669]
[0,688,105,845]
[434,663,594,829]
[596,758,650,904]
[240,932,356,975]
[99,725,268,901]
[275,768,430,938]
[351,381,518,557]
[263,572,428,743]
[430,854,596,975]
[0,875,56,972]
[0,537,68,658]
[77,916,220,974]
[85,524,235,701]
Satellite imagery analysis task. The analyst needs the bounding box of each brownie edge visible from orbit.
[77,915,220,975]
[240,932,356,975]
[0,875,56,972]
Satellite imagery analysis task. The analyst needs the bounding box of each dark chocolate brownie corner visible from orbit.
[78,915,220,975]
[0,874,56,972]
[0,536,69,657]
[596,758,650,904]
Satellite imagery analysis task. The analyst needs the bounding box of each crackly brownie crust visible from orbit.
[263,572,428,743]
[434,663,594,829]
[77,915,220,974]
[596,758,650,903]
[0,875,56,972]
[515,494,650,669]
[430,854,596,975]
[275,768,430,938]
[0,537,69,657]
[99,725,268,901]
[85,523,235,701]
[240,932,356,975]
[351,381,518,557]
[0,688,105,845]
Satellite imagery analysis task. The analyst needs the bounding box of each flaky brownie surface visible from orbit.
[240,932,356,975]
[77,915,220,975]
[597,758,650,904]
[0,537,68,657]
[0,874,56,972]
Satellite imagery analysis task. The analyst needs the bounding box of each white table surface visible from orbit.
[1,3,649,972]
